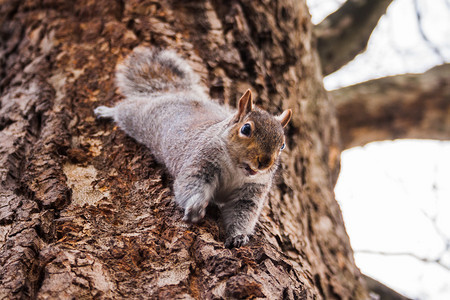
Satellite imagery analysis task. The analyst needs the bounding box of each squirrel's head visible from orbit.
[227,89,292,176]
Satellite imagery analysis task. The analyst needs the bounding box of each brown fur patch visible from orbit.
[227,108,285,170]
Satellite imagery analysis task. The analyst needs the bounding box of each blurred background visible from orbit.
[307,0,450,299]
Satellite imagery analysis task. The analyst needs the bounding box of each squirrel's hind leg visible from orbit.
[94,106,116,119]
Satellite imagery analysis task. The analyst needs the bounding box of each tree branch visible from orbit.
[413,0,445,62]
[363,274,411,300]
[332,64,450,149]
[315,0,393,76]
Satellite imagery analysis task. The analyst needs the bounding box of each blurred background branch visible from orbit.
[309,0,450,298]
[331,64,450,149]
[413,0,445,63]
[315,0,394,76]
[357,250,450,271]
[363,275,411,300]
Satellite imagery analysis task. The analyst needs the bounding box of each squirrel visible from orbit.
[94,48,292,248]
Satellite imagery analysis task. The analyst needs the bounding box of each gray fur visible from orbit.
[95,47,288,248]
[115,48,201,97]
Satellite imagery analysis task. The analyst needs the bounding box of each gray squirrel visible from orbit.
[94,48,292,248]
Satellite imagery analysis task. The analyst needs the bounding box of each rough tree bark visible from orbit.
[332,64,450,149]
[0,0,368,299]
[315,0,394,76]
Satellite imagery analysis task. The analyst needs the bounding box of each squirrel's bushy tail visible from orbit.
[116,47,199,97]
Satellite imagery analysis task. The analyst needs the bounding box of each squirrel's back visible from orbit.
[96,48,231,175]
[116,47,200,97]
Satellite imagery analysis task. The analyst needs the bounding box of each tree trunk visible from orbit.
[0,0,367,299]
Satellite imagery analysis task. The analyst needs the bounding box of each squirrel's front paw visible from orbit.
[94,106,115,119]
[225,234,249,248]
[182,202,207,223]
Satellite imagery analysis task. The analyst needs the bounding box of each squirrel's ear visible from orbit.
[277,109,292,128]
[236,89,253,121]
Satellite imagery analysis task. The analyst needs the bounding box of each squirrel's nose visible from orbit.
[257,156,272,170]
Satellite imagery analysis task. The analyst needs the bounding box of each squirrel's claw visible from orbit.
[225,234,249,248]
[183,202,207,223]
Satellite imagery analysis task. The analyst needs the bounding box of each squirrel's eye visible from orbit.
[280,143,286,151]
[240,123,251,136]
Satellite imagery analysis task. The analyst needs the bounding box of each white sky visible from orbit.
[336,141,450,299]
[307,0,450,299]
